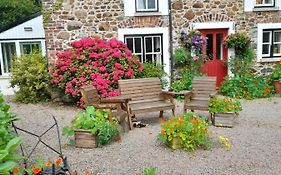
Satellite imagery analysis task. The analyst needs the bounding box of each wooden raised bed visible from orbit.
[212,112,237,128]
[74,129,97,148]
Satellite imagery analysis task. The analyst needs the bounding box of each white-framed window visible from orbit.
[262,29,281,58]
[255,0,275,7]
[136,0,158,12]
[20,42,41,55]
[0,42,16,75]
[125,34,163,64]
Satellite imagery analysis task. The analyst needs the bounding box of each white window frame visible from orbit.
[273,30,281,57]
[124,34,163,65]
[257,23,281,62]
[0,42,16,76]
[255,0,275,7]
[262,31,272,58]
[136,0,158,12]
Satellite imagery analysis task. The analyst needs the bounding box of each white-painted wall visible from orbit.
[124,0,169,16]
[244,0,281,11]
[0,15,46,95]
[118,27,170,86]
[257,23,281,62]
[192,22,236,75]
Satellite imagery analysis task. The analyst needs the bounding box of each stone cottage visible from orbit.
[43,0,281,85]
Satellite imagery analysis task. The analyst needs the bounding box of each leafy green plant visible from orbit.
[225,32,251,56]
[10,51,50,103]
[220,75,273,99]
[209,96,242,113]
[0,137,22,175]
[140,63,167,88]
[143,166,157,175]
[270,60,281,82]
[63,106,119,146]
[158,113,211,151]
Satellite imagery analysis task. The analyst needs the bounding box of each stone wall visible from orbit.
[43,0,168,64]
[43,0,281,74]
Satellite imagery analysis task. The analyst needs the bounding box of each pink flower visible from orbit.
[60,66,67,72]
[99,66,106,72]
[125,49,132,57]
[112,51,121,58]
[114,63,123,70]
[70,67,76,72]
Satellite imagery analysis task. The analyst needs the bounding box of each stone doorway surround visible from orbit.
[191,21,235,75]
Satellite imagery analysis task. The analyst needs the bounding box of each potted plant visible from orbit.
[225,32,251,56]
[63,106,120,148]
[158,113,211,151]
[270,60,281,93]
[209,96,242,127]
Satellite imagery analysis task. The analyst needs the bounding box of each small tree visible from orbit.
[10,51,50,103]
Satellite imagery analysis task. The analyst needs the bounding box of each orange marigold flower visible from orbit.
[33,167,41,174]
[55,158,62,166]
[191,119,199,125]
[279,59,281,64]
[264,88,270,93]
[245,91,249,94]
[159,118,164,123]
[161,129,165,135]
[178,117,184,124]
[45,160,52,167]
[12,167,19,174]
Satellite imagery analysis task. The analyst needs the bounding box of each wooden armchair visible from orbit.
[183,77,217,121]
[81,86,132,131]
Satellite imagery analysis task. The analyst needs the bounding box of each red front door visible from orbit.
[200,29,228,87]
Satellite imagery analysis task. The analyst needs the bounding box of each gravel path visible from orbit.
[5,96,281,175]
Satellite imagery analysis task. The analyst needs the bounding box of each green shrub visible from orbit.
[220,75,273,99]
[171,72,202,92]
[143,167,157,175]
[140,63,167,88]
[10,51,50,103]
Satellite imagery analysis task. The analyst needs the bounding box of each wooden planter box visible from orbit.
[74,129,97,148]
[212,112,237,128]
[167,137,183,150]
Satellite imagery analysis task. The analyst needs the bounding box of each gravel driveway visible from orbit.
[5,96,281,175]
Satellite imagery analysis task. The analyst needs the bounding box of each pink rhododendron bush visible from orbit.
[50,37,143,105]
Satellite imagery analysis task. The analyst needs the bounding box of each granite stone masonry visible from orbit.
[43,0,281,74]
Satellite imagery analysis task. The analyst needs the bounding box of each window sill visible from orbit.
[253,7,279,12]
[258,57,281,62]
[134,12,162,17]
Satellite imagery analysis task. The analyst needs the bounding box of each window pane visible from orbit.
[1,43,16,74]
[263,32,270,43]
[273,44,281,54]
[32,43,40,51]
[148,0,156,9]
[145,37,152,52]
[22,44,31,54]
[274,31,281,42]
[265,0,273,4]
[135,38,142,53]
[20,42,41,55]
[262,44,270,55]
[126,38,133,51]
[138,0,146,10]
[145,54,153,62]
[153,37,161,52]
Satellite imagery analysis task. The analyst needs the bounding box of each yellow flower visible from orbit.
[225,143,231,150]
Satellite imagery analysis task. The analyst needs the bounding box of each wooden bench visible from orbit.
[183,76,217,121]
[81,86,132,131]
[118,78,175,121]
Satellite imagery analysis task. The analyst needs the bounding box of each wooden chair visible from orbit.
[81,86,132,131]
[183,76,217,121]
[118,78,175,120]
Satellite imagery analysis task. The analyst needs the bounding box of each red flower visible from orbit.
[33,167,41,174]
[12,167,19,174]
[55,158,62,166]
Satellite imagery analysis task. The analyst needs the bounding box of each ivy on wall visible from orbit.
[42,0,63,27]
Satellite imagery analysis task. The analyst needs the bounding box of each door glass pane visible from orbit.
[1,42,16,74]
[262,44,270,55]
[126,38,133,51]
[206,34,213,60]
[138,0,146,10]
[148,0,156,9]
[216,34,223,60]
[135,38,142,53]
[274,31,281,42]
[153,37,161,52]
[263,32,270,43]
[145,37,152,52]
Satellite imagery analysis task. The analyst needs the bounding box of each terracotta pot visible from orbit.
[274,80,281,94]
